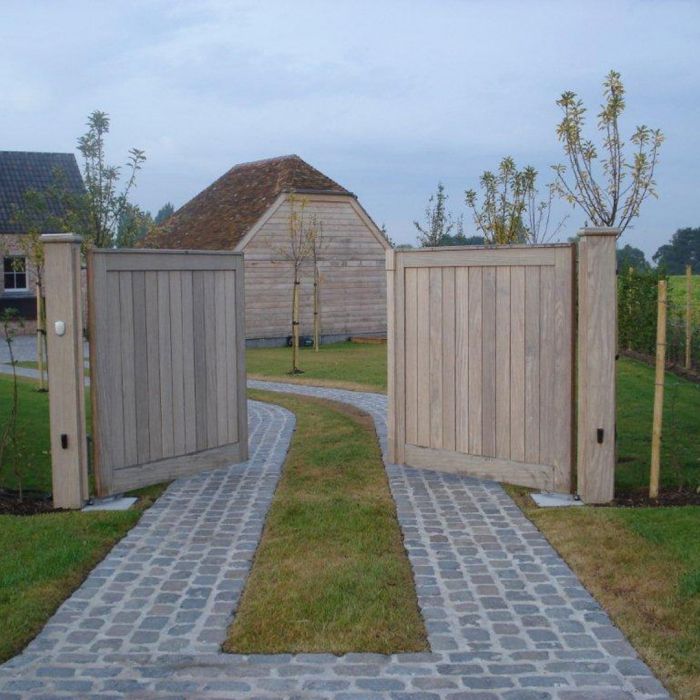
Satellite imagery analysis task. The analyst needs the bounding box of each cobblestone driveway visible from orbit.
[0,381,668,699]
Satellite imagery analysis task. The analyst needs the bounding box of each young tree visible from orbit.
[552,70,663,236]
[77,110,146,248]
[276,195,319,373]
[414,182,457,247]
[310,218,325,352]
[379,223,396,248]
[116,203,154,247]
[617,244,650,273]
[154,202,175,224]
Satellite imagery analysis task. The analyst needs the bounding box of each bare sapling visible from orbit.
[276,195,318,373]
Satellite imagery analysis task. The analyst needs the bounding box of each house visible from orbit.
[0,151,84,331]
[145,155,390,345]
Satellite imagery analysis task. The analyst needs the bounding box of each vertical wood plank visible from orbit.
[467,267,483,454]
[169,271,186,456]
[441,267,456,451]
[510,266,526,462]
[495,266,511,459]
[524,266,541,463]
[539,264,555,468]
[481,267,497,457]
[429,267,443,448]
[404,267,419,445]
[416,267,430,447]
[181,270,197,453]
[158,271,174,458]
[552,246,574,491]
[214,271,229,444]
[224,269,239,443]
[455,267,469,453]
[204,271,218,448]
[192,271,207,450]
[119,271,138,466]
[145,271,162,461]
[132,271,150,464]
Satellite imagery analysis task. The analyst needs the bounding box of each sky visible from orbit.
[2,0,698,258]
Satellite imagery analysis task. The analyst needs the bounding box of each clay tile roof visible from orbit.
[0,151,84,234]
[144,154,352,250]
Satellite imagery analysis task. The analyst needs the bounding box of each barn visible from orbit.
[146,155,390,345]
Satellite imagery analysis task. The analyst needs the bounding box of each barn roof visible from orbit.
[0,151,84,234]
[145,154,353,250]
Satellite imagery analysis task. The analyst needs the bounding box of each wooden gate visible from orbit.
[387,245,575,492]
[88,250,248,496]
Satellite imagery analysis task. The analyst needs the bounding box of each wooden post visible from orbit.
[313,263,320,352]
[292,274,301,372]
[685,264,692,370]
[40,234,88,509]
[577,228,618,503]
[36,281,47,391]
[650,279,667,499]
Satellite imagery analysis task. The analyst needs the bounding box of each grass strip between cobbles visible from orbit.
[225,389,427,654]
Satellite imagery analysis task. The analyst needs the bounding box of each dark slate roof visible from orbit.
[0,151,84,234]
[144,154,352,250]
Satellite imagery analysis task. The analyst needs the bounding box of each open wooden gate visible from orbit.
[88,250,248,496]
[387,245,575,492]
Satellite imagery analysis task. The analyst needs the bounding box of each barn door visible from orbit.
[87,250,248,497]
[388,245,575,493]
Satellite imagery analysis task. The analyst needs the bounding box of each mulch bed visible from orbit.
[0,490,62,516]
[611,487,700,507]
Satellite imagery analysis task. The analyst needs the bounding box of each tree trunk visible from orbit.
[313,263,320,352]
[291,273,301,373]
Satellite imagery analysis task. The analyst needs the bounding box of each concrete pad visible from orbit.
[531,491,584,508]
[82,496,137,512]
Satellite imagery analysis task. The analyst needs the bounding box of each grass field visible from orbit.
[225,389,427,654]
[247,341,387,392]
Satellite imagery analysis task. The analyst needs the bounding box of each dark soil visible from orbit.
[611,487,700,507]
[621,349,700,384]
[0,489,62,516]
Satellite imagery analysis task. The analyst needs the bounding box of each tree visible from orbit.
[275,195,320,373]
[116,203,154,247]
[653,227,700,274]
[155,202,175,224]
[617,244,649,273]
[552,70,664,236]
[379,223,395,248]
[414,182,457,247]
[77,110,146,248]
[441,233,485,246]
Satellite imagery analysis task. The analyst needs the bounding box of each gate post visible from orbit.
[577,228,618,503]
[40,234,89,509]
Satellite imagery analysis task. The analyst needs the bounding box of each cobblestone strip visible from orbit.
[0,381,669,699]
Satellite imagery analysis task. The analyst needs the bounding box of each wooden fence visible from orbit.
[88,250,248,496]
[388,231,618,501]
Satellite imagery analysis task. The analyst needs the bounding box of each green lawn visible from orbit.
[225,389,427,654]
[247,341,387,392]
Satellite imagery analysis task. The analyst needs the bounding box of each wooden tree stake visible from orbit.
[685,264,692,370]
[650,279,667,499]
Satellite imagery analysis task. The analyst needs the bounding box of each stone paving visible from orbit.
[0,381,669,699]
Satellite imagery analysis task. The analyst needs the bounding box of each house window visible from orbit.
[3,257,28,292]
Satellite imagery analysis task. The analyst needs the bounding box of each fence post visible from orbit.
[685,264,692,370]
[577,227,618,503]
[650,279,668,499]
[40,234,88,509]
[386,248,397,463]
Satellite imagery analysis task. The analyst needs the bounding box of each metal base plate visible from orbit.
[531,492,584,508]
[82,496,137,512]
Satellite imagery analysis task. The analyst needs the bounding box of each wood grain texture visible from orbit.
[88,250,247,496]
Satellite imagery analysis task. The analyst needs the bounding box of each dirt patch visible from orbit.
[611,487,700,508]
[0,490,62,516]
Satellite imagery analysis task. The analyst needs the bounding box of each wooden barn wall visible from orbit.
[241,197,387,340]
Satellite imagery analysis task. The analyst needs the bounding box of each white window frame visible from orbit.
[3,255,29,293]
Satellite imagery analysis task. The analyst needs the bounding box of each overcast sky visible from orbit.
[2,0,698,257]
